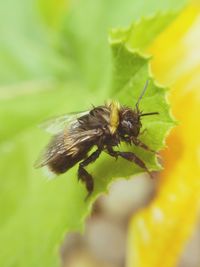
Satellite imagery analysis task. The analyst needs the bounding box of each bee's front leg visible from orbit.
[78,167,94,200]
[78,148,102,200]
[106,146,153,178]
[131,137,156,153]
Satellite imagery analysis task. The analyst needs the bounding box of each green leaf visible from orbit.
[0,84,95,267]
[61,0,187,92]
[0,0,69,85]
[37,0,68,30]
[0,1,185,267]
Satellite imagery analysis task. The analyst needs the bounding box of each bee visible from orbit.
[35,81,159,199]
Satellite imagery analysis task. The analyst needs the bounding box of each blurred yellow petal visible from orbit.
[127,5,200,267]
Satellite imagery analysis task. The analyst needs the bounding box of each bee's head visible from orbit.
[119,109,142,137]
[119,80,159,137]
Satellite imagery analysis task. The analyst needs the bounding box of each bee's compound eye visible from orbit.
[127,121,132,128]
[123,120,132,129]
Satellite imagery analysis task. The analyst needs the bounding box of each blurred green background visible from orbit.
[0,1,188,267]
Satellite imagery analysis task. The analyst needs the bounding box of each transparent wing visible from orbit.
[39,110,89,135]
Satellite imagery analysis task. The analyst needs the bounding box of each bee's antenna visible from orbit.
[135,79,149,110]
[140,111,159,117]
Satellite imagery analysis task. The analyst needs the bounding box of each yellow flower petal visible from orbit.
[127,5,200,267]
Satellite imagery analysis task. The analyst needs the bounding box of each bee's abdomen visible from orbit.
[48,147,90,174]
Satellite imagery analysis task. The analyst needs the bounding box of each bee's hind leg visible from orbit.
[78,148,102,200]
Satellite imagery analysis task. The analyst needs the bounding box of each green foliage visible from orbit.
[0,0,186,266]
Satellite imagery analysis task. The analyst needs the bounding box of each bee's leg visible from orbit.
[107,146,153,178]
[131,137,156,153]
[78,148,102,200]
[106,146,119,160]
[78,167,93,200]
[140,128,147,136]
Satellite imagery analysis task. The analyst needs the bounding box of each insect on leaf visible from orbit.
[0,1,185,267]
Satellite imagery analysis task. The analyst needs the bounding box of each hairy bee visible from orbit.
[35,81,158,199]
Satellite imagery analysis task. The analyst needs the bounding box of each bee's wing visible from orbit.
[34,128,102,169]
[39,110,89,135]
[34,133,66,168]
[64,128,103,155]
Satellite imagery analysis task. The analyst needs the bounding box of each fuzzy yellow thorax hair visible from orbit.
[107,100,120,134]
